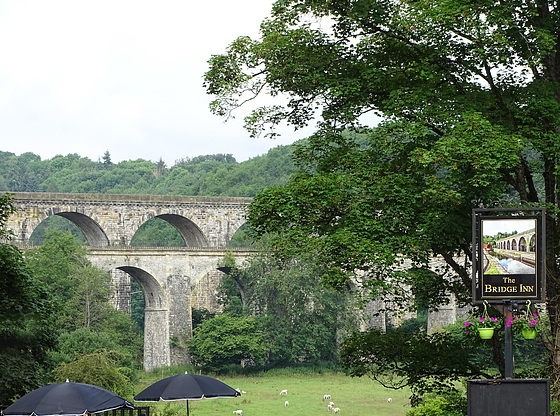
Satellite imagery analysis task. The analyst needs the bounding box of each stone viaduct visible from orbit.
[5,192,466,369]
[495,228,536,252]
[6,192,254,371]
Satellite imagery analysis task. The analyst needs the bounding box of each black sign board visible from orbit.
[472,208,545,303]
[468,379,550,415]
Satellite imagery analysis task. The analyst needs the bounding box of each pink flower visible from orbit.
[464,322,470,327]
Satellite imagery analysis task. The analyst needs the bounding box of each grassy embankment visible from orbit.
[133,367,412,416]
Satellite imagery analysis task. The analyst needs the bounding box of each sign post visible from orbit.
[472,208,546,378]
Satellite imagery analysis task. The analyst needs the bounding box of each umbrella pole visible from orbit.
[186,400,189,416]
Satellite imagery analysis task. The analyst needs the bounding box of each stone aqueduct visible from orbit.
[6,192,466,370]
[495,228,536,252]
[6,192,254,371]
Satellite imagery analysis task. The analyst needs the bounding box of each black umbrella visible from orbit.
[2,380,134,416]
[133,372,240,415]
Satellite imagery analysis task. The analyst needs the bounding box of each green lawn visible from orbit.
[134,370,411,416]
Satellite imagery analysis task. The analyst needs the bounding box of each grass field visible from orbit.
[134,368,412,416]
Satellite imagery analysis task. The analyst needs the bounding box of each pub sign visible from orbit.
[472,208,545,303]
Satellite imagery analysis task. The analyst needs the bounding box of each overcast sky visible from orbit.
[0,0,314,166]
[482,218,536,237]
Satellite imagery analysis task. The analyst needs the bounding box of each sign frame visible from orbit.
[472,208,546,304]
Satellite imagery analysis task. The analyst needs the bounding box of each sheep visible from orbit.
[387,397,392,403]
[327,404,333,413]
[285,401,289,407]
[280,389,288,395]
[332,408,340,414]
[233,411,243,416]
[323,394,331,401]
[329,402,335,407]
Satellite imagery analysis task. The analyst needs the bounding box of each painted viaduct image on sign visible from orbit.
[6,192,254,371]
[494,228,536,252]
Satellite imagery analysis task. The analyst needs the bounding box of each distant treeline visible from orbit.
[0,145,297,197]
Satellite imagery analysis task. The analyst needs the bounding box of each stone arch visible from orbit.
[519,236,527,252]
[190,266,226,314]
[512,239,518,251]
[142,214,209,247]
[227,222,252,247]
[529,234,536,252]
[55,212,109,246]
[117,266,169,371]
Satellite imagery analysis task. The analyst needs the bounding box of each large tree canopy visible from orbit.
[205,0,560,397]
[0,194,58,405]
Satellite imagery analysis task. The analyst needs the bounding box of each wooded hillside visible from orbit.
[0,145,296,197]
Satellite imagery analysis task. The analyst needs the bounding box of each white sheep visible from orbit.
[285,401,289,407]
[332,408,340,414]
[323,394,331,401]
[233,411,243,416]
[329,402,335,406]
[280,389,288,395]
[327,404,333,413]
[387,397,392,403]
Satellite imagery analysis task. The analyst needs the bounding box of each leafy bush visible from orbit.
[53,350,133,398]
[406,392,467,416]
[187,314,266,372]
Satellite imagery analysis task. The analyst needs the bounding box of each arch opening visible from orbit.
[147,214,208,247]
[227,223,253,248]
[115,266,170,371]
[29,215,87,245]
[130,217,186,247]
[117,266,165,310]
[55,212,109,246]
[529,235,536,252]
[518,237,527,252]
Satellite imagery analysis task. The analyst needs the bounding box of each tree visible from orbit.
[53,350,132,398]
[187,314,266,372]
[0,194,58,405]
[102,150,113,168]
[341,328,488,406]
[215,244,356,368]
[247,248,355,367]
[26,230,143,372]
[204,0,560,397]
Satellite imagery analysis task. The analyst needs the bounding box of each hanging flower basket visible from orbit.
[508,300,541,340]
[522,328,537,339]
[478,328,495,339]
[464,301,501,340]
